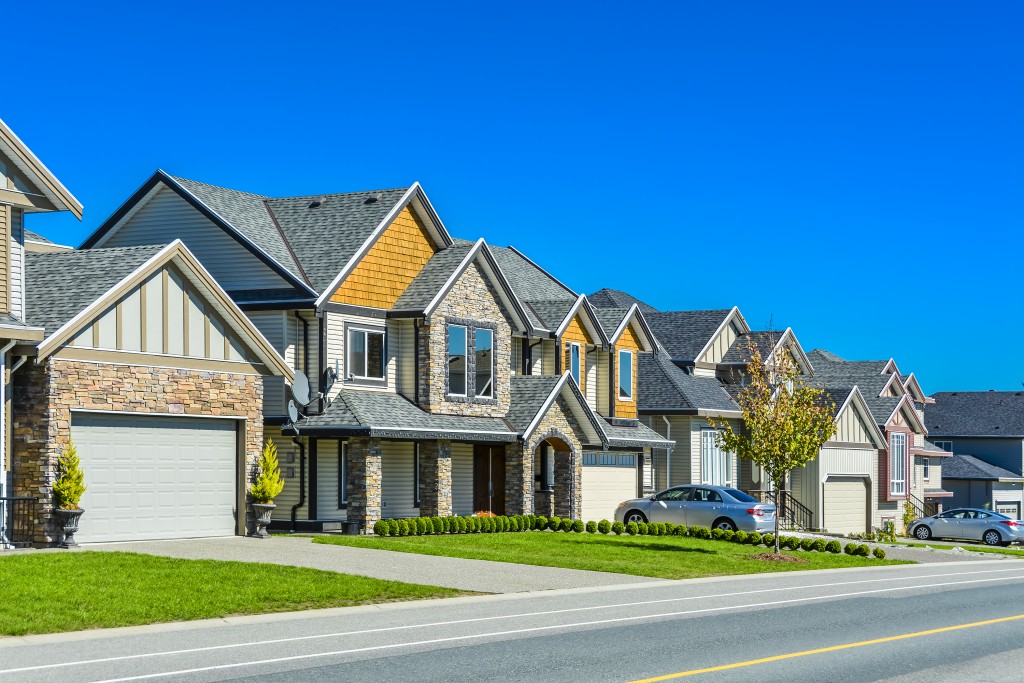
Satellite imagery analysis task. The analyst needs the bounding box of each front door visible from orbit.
[473,445,506,515]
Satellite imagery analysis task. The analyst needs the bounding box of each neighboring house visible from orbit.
[941,454,1024,519]
[81,173,671,531]
[926,391,1024,519]
[808,350,952,529]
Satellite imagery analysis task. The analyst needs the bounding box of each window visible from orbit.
[701,428,732,486]
[934,441,953,452]
[655,487,691,502]
[569,342,581,385]
[347,327,385,381]
[582,453,597,465]
[923,457,930,481]
[413,444,420,508]
[692,488,723,503]
[618,349,633,400]
[723,488,758,503]
[890,432,906,495]
[448,325,467,396]
[474,328,494,398]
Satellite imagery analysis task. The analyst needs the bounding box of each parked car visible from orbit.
[614,485,776,533]
[908,508,1024,547]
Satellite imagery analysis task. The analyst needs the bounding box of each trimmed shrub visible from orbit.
[535,515,548,531]
[572,520,586,533]
[711,528,725,541]
[586,521,598,533]
[844,542,857,555]
[733,531,748,544]
[637,521,649,535]
[432,517,444,533]
[373,519,389,536]
[812,539,827,553]
[825,540,842,554]
[800,538,815,552]
[873,547,886,559]
[560,518,573,532]
[398,519,411,536]
[761,533,774,548]
[598,520,612,534]
[748,532,762,546]
[612,521,625,535]
[673,524,688,536]
[855,544,871,557]
[548,516,562,532]
[690,526,711,539]
[457,517,469,533]
[501,516,511,532]
[722,529,736,542]
[510,517,520,532]
[649,523,661,536]
[626,522,639,535]
[419,518,431,535]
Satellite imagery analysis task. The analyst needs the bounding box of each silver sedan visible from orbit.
[615,485,776,533]
[909,508,1024,546]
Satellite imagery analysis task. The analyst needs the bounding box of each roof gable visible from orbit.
[646,307,746,362]
[0,118,83,218]
[831,386,888,449]
[556,296,609,346]
[508,374,604,445]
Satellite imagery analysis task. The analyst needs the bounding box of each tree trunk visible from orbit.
[773,469,781,554]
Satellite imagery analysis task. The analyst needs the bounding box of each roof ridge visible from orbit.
[270,187,409,202]
[262,200,311,287]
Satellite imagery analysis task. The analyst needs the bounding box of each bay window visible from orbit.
[890,432,906,495]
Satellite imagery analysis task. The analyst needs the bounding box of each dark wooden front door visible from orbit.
[473,445,506,515]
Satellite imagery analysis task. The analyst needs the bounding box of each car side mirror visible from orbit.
[649,495,657,501]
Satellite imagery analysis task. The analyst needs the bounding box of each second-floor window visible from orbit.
[348,326,385,383]
[934,441,953,452]
[890,432,906,495]
[475,328,493,398]
[569,342,581,385]
[618,349,633,400]
[448,325,468,396]
[447,321,498,401]
[923,457,930,481]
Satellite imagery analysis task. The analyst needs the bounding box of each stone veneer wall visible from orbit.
[12,357,264,545]
[345,437,382,529]
[418,440,453,517]
[419,262,513,417]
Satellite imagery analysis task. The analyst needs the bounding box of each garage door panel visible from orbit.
[582,464,637,522]
[823,476,869,535]
[73,413,237,543]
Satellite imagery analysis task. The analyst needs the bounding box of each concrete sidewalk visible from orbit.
[83,536,663,593]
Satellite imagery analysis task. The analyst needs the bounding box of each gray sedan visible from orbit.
[909,508,1024,546]
[615,485,776,533]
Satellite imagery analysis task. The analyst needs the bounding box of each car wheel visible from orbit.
[624,510,647,524]
[983,530,1002,546]
[712,518,737,532]
[914,525,931,541]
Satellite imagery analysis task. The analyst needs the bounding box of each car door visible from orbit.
[685,487,723,528]
[649,487,690,524]
[961,511,991,541]
[931,510,963,539]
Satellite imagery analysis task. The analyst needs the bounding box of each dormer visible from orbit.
[692,306,749,377]
[553,296,609,411]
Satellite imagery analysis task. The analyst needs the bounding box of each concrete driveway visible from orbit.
[84,536,664,593]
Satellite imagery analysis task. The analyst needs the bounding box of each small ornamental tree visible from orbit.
[709,337,836,554]
[53,441,86,510]
[250,439,285,504]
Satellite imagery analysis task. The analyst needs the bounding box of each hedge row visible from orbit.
[369,515,885,558]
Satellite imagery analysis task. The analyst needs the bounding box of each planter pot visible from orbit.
[54,508,85,548]
[250,503,276,538]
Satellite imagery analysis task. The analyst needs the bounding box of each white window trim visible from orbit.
[922,456,930,482]
[700,427,732,488]
[618,349,634,401]
[447,324,468,397]
[890,432,906,496]
[346,326,386,382]
[569,342,581,385]
[474,328,494,399]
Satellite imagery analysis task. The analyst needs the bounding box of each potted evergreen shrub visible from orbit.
[249,439,285,538]
[52,441,86,548]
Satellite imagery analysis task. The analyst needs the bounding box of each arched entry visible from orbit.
[533,435,576,519]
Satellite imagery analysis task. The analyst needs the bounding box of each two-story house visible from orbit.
[81,173,671,531]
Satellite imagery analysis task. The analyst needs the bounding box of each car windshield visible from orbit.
[722,488,758,503]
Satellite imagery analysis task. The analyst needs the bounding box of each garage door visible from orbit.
[997,502,1021,520]
[581,453,638,522]
[72,413,238,543]
[823,476,869,535]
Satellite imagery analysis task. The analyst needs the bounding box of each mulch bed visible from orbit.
[751,553,809,563]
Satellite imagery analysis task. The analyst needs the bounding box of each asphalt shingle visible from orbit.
[638,353,740,414]
[645,309,733,362]
[587,288,659,314]
[506,375,563,433]
[392,240,476,311]
[926,392,1024,438]
[943,453,1024,481]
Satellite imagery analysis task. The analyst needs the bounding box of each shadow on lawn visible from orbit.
[581,536,718,554]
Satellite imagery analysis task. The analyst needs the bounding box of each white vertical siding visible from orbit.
[187,291,205,356]
[451,443,474,515]
[325,311,344,398]
[121,288,142,351]
[381,441,417,518]
[597,353,609,415]
[166,271,185,356]
[395,319,416,398]
[10,208,23,319]
[143,272,163,353]
[96,307,116,348]
[511,337,522,374]
[248,311,286,415]
[585,352,598,410]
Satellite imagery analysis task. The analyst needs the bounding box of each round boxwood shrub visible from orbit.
[761,533,774,547]
[572,519,586,533]
[535,515,548,531]
[844,542,857,555]
[373,519,389,536]
[457,517,469,533]
[873,547,886,559]
[800,538,815,552]
[637,521,649,535]
[510,517,520,532]
[673,524,688,536]
[398,519,411,536]
[855,544,871,557]
[733,530,748,544]
[747,532,762,545]
[612,521,625,535]
[692,526,711,539]
[586,520,598,533]
[649,523,661,536]
[626,521,639,535]
[786,536,802,551]
[812,539,827,553]
[721,529,735,542]
[825,540,842,554]
[560,518,573,532]
[432,517,444,533]
[547,516,561,531]
[598,520,612,534]
[501,516,511,532]
[711,528,724,541]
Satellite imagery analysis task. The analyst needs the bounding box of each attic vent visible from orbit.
[309,197,324,209]
[364,193,383,205]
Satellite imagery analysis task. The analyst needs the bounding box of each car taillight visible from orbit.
[747,508,764,516]
[1000,520,1020,528]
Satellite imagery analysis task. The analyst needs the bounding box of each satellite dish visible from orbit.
[287,400,300,424]
[321,367,337,397]
[290,371,311,405]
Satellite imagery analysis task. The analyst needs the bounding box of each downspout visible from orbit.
[413,320,420,404]
[295,312,310,416]
[316,313,326,414]
[0,340,18,549]
[662,415,672,488]
[289,437,306,533]
[608,351,616,417]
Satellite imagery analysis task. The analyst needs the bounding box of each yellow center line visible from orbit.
[628,613,1024,682]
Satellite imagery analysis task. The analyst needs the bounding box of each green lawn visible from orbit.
[0,552,461,636]
[314,532,905,579]
[896,541,1024,558]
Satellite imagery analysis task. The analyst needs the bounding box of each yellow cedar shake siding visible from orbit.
[421,261,513,417]
[0,204,8,314]
[330,206,437,308]
[562,314,593,392]
[614,323,641,419]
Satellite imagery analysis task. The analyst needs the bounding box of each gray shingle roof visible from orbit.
[926,392,1024,438]
[24,229,54,245]
[265,188,410,294]
[645,310,732,361]
[638,353,740,414]
[489,246,576,329]
[25,245,166,336]
[720,331,780,364]
[598,417,675,448]
[943,453,1024,481]
[587,289,658,314]
[0,313,39,331]
[805,351,902,426]
[594,308,629,339]
[523,299,576,331]
[392,240,476,311]
[299,390,516,442]
[505,375,563,433]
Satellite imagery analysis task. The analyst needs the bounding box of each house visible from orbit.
[925,391,1024,519]
[81,173,672,531]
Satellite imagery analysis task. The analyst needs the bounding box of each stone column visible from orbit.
[418,440,452,517]
[504,440,533,515]
[553,448,582,520]
[346,437,382,531]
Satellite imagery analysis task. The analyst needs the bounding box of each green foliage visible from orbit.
[783,536,800,550]
[902,504,919,536]
[844,542,857,555]
[535,515,548,531]
[733,531,748,544]
[800,538,815,552]
[636,521,649,535]
[612,521,625,535]
[873,547,886,559]
[649,522,661,536]
[388,519,401,536]
[510,517,520,532]
[456,517,468,533]
[825,540,842,554]
[572,520,585,533]
[855,544,871,557]
[432,517,444,533]
[586,521,598,533]
[748,532,762,545]
[812,539,827,553]
[598,520,612,534]
[722,530,736,542]
[249,439,285,504]
[878,521,897,543]
[372,519,389,536]
[52,441,86,510]
[548,516,562,531]
[690,526,711,539]
[398,519,410,537]
[761,533,774,548]
[673,524,688,536]
[625,522,639,536]
[560,518,573,532]
[711,528,725,541]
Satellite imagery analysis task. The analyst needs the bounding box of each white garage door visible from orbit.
[72,413,238,543]
[581,453,638,522]
[823,476,869,535]
[997,502,1021,520]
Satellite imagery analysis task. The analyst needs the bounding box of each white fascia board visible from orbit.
[878,372,906,398]
[314,183,421,309]
[522,373,570,441]
[884,395,927,435]
[881,358,901,376]
[903,372,926,402]
[553,296,585,337]
[847,387,889,449]
[579,297,611,347]
[774,328,813,376]
[422,239,485,318]
[609,304,638,344]
[0,117,84,218]
[408,183,454,248]
[696,409,743,419]
[693,306,747,364]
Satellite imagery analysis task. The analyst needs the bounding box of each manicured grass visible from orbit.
[314,531,906,579]
[0,551,461,636]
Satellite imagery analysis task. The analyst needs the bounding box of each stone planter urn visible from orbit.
[250,503,276,538]
[54,508,85,548]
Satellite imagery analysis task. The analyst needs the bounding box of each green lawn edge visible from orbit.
[314,531,908,580]
[0,551,463,637]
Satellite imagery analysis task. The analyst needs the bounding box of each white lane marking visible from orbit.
[84,573,1024,682]
[3,566,1023,677]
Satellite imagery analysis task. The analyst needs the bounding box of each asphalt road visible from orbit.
[3,560,1023,682]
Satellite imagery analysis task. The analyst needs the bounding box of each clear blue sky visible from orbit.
[6,2,1021,392]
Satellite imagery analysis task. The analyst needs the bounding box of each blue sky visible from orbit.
[6,2,1021,392]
